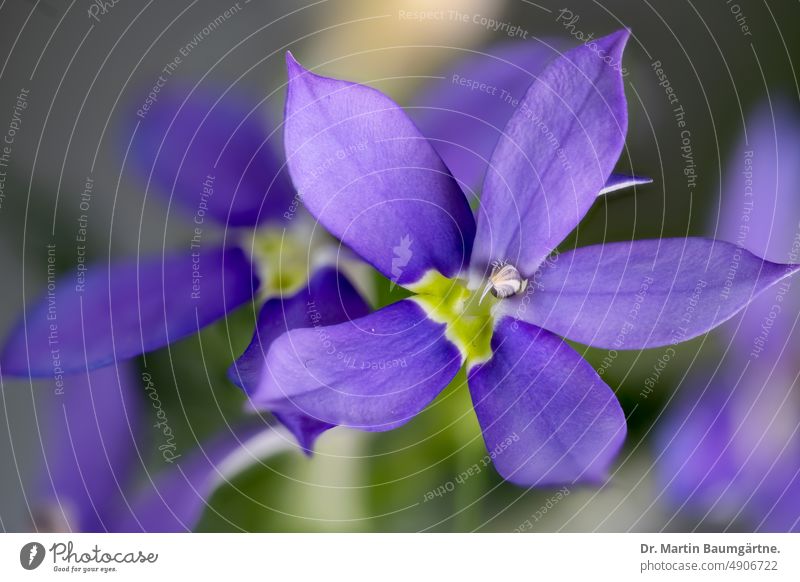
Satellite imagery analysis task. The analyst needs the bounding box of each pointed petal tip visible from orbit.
[226,364,248,394]
[597,28,631,59]
[290,428,321,456]
[782,262,800,277]
[285,51,305,79]
[609,27,632,45]
[599,173,653,197]
[271,411,332,456]
[760,258,800,280]
[284,419,322,453]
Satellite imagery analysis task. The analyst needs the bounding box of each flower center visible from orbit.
[243,218,374,302]
[247,227,312,297]
[408,270,507,368]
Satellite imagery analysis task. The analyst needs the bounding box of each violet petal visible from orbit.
[251,299,461,431]
[502,238,800,349]
[34,362,141,532]
[229,266,370,451]
[283,53,475,286]
[2,247,258,376]
[471,30,630,276]
[411,38,565,194]
[131,85,294,226]
[468,317,626,486]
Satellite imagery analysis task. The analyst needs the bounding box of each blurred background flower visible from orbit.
[0,0,799,532]
[32,361,294,532]
[657,99,800,532]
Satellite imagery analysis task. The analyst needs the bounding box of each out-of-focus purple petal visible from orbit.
[34,362,141,532]
[598,173,652,197]
[131,85,294,226]
[761,477,800,532]
[656,101,800,532]
[471,30,630,277]
[2,247,258,376]
[112,423,290,532]
[656,382,742,525]
[718,100,800,264]
[252,300,461,431]
[468,317,626,486]
[410,39,565,194]
[501,238,800,349]
[283,53,475,286]
[717,100,800,350]
[228,266,370,450]
[657,364,800,532]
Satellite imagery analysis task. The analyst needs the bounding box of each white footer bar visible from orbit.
[1,533,798,580]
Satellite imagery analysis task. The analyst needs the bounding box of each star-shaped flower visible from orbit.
[245,30,800,486]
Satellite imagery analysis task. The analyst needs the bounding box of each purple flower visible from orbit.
[657,99,800,531]
[1,80,368,430]
[246,30,800,487]
[7,84,370,530]
[1,86,279,376]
